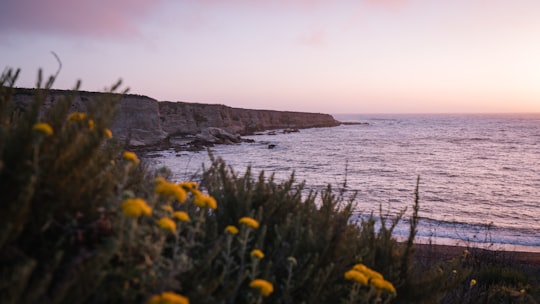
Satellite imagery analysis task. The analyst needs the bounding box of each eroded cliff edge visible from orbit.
[159,101,339,136]
[12,89,340,148]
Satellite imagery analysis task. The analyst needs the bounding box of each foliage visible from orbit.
[439,248,540,304]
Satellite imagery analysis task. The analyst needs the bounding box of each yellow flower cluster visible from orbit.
[249,279,274,297]
[344,264,396,294]
[239,217,259,229]
[180,181,198,191]
[147,291,189,304]
[88,119,95,130]
[121,198,152,217]
[225,225,239,235]
[173,211,190,222]
[123,151,140,165]
[68,112,86,121]
[344,270,368,285]
[352,264,383,280]
[33,123,54,136]
[155,182,187,203]
[105,128,113,139]
[470,279,477,287]
[250,249,265,259]
[192,190,217,209]
[371,277,396,294]
[158,218,177,233]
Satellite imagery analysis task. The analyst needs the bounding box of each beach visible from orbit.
[414,243,540,266]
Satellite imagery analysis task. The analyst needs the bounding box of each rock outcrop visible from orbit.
[12,89,341,149]
[12,89,167,147]
[111,95,167,147]
[158,101,340,136]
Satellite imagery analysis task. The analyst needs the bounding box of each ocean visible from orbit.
[147,113,540,252]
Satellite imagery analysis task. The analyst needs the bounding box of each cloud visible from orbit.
[0,0,165,37]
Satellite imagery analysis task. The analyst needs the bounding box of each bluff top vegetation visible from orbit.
[1,68,538,303]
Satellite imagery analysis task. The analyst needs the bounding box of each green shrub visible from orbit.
[439,248,540,304]
[0,68,154,303]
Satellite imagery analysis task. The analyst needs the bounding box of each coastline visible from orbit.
[413,243,540,266]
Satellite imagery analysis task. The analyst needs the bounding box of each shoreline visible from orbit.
[412,242,540,266]
[409,234,540,253]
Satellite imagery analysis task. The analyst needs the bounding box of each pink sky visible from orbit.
[1,0,539,113]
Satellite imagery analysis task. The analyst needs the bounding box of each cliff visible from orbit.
[12,89,167,147]
[159,101,340,136]
[11,89,341,148]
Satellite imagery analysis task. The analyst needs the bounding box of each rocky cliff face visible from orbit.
[158,101,340,136]
[111,96,167,147]
[12,90,340,148]
[12,89,167,147]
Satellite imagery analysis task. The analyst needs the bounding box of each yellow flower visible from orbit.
[121,198,152,217]
[68,112,86,121]
[352,264,384,280]
[180,181,198,191]
[192,191,204,206]
[123,151,140,165]
[470,279,477,287]
[225,225,239,235]
[155,182,187,203]
[250,249,265,259]
[205,195,217,209]
[88,119,95,130]
[162,205,174,213]
[202,195,217,209]
[105,128,113,138]
[344,270,368,285]
[249,279,274,297]
[33,123,54,136]
[158,218,177,233]
[239,217,259,229]
[173,211,190,222]
[192,191,217,209]
[370,277,396,294]
[147,291,189,304]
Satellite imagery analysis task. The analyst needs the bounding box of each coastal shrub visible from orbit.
[0,68,153,303]
[193,159,474,303]
[439,248,540,304]
[0,69,195,303]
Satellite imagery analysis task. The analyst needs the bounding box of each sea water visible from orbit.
[147,114,540,252]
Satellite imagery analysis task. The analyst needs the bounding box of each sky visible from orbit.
[1,0,539,114]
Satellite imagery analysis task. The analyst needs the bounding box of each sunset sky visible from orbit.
[1,0,539,113]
